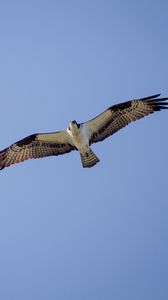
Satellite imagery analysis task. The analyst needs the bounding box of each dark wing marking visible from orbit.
[83,94,168,144]
[0,131,76,170]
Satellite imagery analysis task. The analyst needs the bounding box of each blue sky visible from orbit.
[0,1,168,299]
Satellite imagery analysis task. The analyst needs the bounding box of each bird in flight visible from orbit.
[0,94,167,170]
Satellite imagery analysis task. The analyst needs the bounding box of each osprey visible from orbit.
[0,94,167,170]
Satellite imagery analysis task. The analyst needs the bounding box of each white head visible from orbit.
[69,120,80,131]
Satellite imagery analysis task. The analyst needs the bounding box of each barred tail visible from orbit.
[80,149,100,168]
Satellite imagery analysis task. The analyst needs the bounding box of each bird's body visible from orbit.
[67,121,89,152]
[0,93,167,170]
[67,121,99,167]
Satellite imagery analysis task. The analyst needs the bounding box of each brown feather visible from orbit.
[0,132,76,170]
[86,94,168,144]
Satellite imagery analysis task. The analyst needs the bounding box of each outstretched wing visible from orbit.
[0,130,76,170]
[83,94,168,144]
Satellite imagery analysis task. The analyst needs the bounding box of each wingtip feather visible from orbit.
[141,94,161,101]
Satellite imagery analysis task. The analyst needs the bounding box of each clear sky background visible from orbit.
[0,1,168,299]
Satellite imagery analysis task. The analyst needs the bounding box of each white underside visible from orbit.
[67,124,90,153]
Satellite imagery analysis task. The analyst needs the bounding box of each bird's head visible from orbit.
[69,120,80,131]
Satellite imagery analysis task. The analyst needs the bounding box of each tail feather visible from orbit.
[80,149,100,168]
